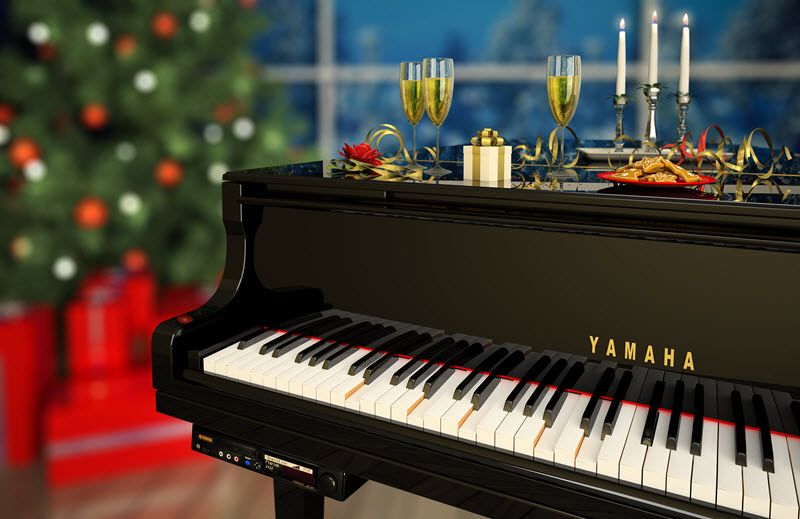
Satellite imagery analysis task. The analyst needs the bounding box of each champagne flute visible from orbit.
[546,55,581,172]
[422,57,454,181]
[399,62,425,171]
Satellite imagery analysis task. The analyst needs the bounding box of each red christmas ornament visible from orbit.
[81,103,108,130]
[114,34,137,57]
[338,142,382,166]
[37,43,57,61]
[8,138,40,168]
[213,103,236,124]
[152,12,179,39]
[123,248,148,272]
[239,0,258,8]
[0,104,16,125]
[74,196,109,230]
[155,158,183,188]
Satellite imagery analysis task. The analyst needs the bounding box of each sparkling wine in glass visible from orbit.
[422,57,454,181]
[400,62,425,171]
[546,55,581,172]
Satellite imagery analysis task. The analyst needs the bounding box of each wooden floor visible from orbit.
[1,459,485,519]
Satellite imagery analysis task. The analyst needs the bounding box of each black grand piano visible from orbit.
[152,144,800,518]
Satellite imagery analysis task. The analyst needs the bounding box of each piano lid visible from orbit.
[224,140,800,209]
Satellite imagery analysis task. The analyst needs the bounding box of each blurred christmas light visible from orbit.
[203,123,223,144]
[207,162,228,184]
[115,141,137,162]
[118,192,142,215]
[189,11,211,32]
[86,22,109,46]
[23,159,47,182]
[134,70,157,93]
[232,116,255,140]
[9,235,33,260]
[0,124,10,146]
[27,22,50,45]
[52,256,77,281]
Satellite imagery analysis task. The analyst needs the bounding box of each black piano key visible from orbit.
[263,333,307,356]
[690,383,705,456]
[732,390,747,467]
[292,321,371,362]
[423,342,484,397]
[543,361,586,427]
[581,366,615,435]
[601,370,633,440]
[334,325,400,371]
[241,312,325,349]
[390,337,454,385]
[523,358,568,416]
[453,347,509,400]
[363,334,432,382]
[666,380,685,450]
[348,330,418,375]
[402,338,461,387]
[264,315,349,355]
[504,354,551,412]
[752,394,775,473]
[641,380,665,446]
[792,401,800,433]
[771,391,800,437]
[471,349,526,409]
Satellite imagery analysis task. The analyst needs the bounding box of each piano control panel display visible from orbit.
[191,426,359,501]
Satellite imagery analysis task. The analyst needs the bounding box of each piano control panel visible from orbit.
[191,426,364,501]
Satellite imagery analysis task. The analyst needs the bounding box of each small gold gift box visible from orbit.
[463,128,512,183]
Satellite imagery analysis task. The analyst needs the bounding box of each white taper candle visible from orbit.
[679,13,690,94]
[648,11,658,85]
[616,19,626,96]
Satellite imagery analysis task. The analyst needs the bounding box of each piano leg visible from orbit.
[274,479,324,519]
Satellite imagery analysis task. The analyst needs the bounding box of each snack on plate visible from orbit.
[610,156,701,183]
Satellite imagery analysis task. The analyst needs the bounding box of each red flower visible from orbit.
[338,142,381,166]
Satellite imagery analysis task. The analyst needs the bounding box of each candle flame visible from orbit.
[683,13,689,26]
[620,18,625,31]
[652,10,658,23]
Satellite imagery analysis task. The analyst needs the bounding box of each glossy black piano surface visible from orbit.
[153,144,800,518]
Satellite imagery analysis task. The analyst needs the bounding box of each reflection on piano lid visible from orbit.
[154,152,800,518]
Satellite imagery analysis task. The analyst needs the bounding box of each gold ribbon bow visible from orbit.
[471,128,505,147]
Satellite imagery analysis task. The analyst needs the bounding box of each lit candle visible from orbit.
[648,10,658,85]
[679,13,690,94]
[616,19,626,96]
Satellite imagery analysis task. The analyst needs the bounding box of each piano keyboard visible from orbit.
[200,310,800,518]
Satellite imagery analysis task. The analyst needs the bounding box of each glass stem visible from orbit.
[559,126,566,168]
[435,125,441,168]
[412,124,417,162]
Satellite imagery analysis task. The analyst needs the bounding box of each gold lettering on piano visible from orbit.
[605,339,616,358]
[683,352,695,371]
[624,341,636,361]
[644,345,655,364]
[663,348,675,368]
[587,335,696,371]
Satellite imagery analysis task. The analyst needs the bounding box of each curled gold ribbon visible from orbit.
[471,128,506,147]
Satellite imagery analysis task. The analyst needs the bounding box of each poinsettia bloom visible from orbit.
[339,142,382,166]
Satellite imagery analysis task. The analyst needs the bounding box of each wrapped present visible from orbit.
[80,267,156,339]
[43,368,201,486]
[463,128,512,183]
[66,291,131,377]
[0,303,56,467]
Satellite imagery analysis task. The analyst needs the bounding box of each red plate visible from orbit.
[597,171,717,187]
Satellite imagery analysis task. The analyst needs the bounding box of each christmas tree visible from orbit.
[0,0,313,304]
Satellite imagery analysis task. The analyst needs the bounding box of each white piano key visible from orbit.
[475,380,528,449]
[412,371,470,432]
[390,386,427,424]
[204,345,245,375]
[597,403,638,481]
[357,359,411,415]
[768,434,799,519]
[618,406,649,486]
[642,410,671,493]
[792,439,800,516]
[513,387,554,459]
[461,380,516,444]
[665,414,694,500]
[575,400,610,475]
[273,356,318,392]
[223,332,285,378]
[374,382,416,420]
[300,349,359,399]
[439,374,485,437]
[330,372,368,408]
[716,423,743,514]
[536,392,582,465]
[554,394,592,469]
[742,428,770,518]
[314,350,372,404]
[690,420,718,506]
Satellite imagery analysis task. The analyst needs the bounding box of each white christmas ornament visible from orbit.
[203,123,223,144]
[23,159,47,182]
[115,141,137,162]
[0,125,10,146]
[207,162,228,184]
[189,11,211,32]
[134,70,157,93]
[118,192,142,215]
[86,22,109,46]
[53,256,77,281]
[232,117,255,140]
[27,22,50,45]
